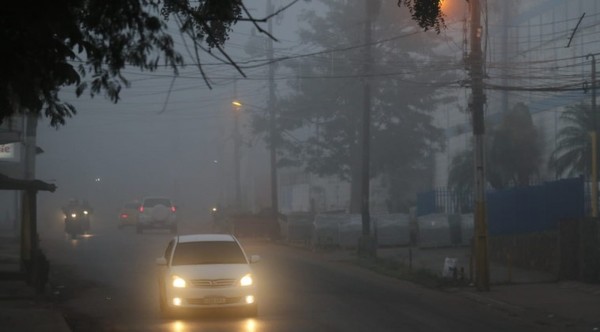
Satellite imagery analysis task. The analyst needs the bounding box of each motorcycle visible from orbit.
[80,208,91,232]
[64,208,90,239]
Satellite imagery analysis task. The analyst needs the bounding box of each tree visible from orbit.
[2,0,442,128]
[448,103,542,192]
[448,147,473,195]
[252,0,453,212]
[549,102,596,178]
[399,0,445,33]
[0,0,279,127]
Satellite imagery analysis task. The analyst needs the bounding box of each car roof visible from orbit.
[176,233,236,244]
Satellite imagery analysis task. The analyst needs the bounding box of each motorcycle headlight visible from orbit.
[172,275,186,288]
[240,274,253,287]
[70,213,77,218]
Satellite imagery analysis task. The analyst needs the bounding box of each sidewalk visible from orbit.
[0,279,71,332]
[0,234,71,332]
[319,244,600,330]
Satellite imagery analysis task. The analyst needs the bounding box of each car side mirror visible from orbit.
[155,257,167,266]
[249,255,260,263]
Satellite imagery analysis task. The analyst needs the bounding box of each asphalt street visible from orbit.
[37,212,563,332]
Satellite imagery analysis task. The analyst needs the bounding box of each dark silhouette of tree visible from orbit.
[488,103,542,188]
[0,0,289,127]
[549,102,596,178]
[449,103,542,191]
[2,0,443,127]
[448,147,474,194]
[398,0,445,33]
[252,0,453,212]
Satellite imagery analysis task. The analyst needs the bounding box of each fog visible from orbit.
[35,2,315,221]
[3,1,600,331]
[33,0,468,224]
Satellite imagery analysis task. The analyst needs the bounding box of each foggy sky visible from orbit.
[35,1,312,220]
[34,0,464,220]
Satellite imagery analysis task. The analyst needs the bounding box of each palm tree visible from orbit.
[549,103,597,178]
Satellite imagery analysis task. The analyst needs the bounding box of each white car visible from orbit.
[156,234,260,317]
[137,196,177,234]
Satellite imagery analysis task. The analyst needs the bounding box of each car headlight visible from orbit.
[70,213,77,218]
[83,210,89,215]
[172,275,186,288]
[240,274,253,287]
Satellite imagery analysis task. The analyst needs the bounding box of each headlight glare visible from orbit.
[240,274,253,287]
[172,275,186,288]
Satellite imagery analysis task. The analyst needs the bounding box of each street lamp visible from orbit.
[232,100,242,212]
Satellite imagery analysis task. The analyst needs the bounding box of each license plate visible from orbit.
[203,297,226,304]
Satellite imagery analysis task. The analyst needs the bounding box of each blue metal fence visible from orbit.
[417,177,585,235]
[487,177,585,235]
[416,189,473,216]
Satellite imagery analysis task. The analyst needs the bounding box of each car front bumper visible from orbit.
[165,285,256,309]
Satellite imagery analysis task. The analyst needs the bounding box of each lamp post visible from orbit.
[232,100,243,212]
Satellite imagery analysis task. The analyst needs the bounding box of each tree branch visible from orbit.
[239,2,278,42]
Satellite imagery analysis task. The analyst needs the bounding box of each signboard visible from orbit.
[0,143,20,162]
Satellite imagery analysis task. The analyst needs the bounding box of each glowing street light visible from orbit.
[440,0,466,17]
[232,100,242,211]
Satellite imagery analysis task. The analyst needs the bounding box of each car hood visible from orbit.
[168,264,252,280]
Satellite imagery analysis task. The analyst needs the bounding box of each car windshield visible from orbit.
[171,241,247,266]
[124,203,139,209]
[143,198,171,207]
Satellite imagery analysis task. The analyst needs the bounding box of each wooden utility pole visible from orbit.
[587,54,598,218]
[358,0,380,256]
[470,0,490,291]
[360,0,373,238]
[267,0,279,221]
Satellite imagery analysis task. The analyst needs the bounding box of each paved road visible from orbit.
[38,213,561,332]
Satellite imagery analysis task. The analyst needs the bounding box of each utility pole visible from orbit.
[500,0,510,113]
[267,0,279,222]
[21,113,38,275]
[358,0,379,256]
[470,0,490,291]
[587,54,598,217]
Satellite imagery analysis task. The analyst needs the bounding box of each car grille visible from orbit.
[186,297,243,305]
[189,279,237,288]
